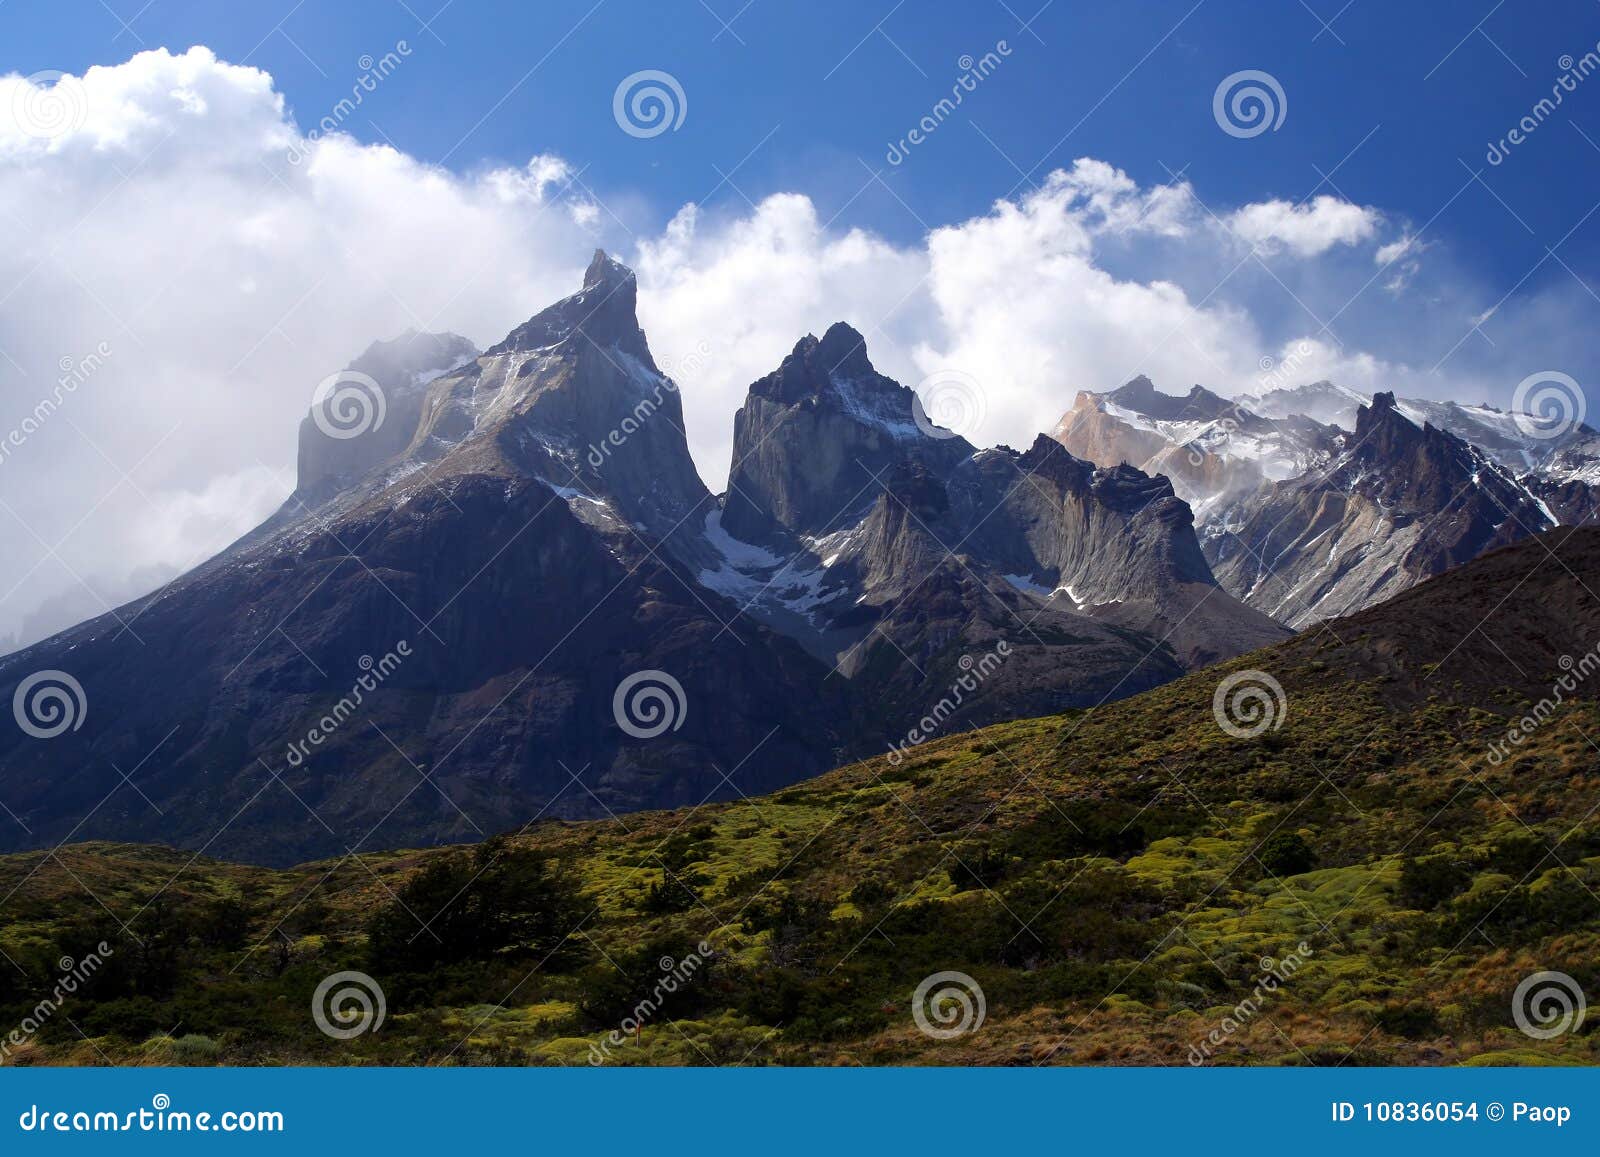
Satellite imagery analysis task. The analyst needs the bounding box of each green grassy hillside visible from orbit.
[3,530,1599,1066]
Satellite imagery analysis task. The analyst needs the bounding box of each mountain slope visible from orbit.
[0,254,1285,866]
[0,254,849,865]
[5,527,1598,1067]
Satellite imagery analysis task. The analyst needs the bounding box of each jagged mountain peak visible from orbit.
[1344,388,1433,460]
[725,325,976,540]
[1366,389,1398,414]
[486,251,648,360]
[816,320,875,380]
[583,247,634,290]
[757,321,879,407]
[1106,375,1234,422]
[1352,389,1415,443]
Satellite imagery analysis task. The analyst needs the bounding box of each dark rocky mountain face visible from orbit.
[0,253,1285,866]
[0,254,844,865]
[0,473,848,865]
[721,322,974,542]
[1105,376,1233,422]
[710,343,1287,718]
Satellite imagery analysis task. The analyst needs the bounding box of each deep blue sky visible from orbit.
[4,0,1598,303]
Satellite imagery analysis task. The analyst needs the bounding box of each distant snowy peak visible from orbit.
[1086,374,1599,484]
[1051,377,1337,514]
[1245,380,1370,429]
[1106,376,1235,422]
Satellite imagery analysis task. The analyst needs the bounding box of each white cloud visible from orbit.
[0,47,1579,649]
[1226,194,1381,257]
[1375,235,1415,265]
[1374,233,1428,293]
[0,47,596,648]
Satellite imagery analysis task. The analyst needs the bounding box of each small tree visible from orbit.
[1257,831,1317,878]
[367,837,585,972]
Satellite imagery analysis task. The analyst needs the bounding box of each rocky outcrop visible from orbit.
[722,323,973,541]
[1207,393,1558,626]
[292,329,478,508]
[714,350,1289,710]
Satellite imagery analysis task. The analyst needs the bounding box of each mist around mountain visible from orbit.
[0,253,1281,865]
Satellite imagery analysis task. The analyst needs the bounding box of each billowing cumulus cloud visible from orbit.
[0,47,1584,650]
